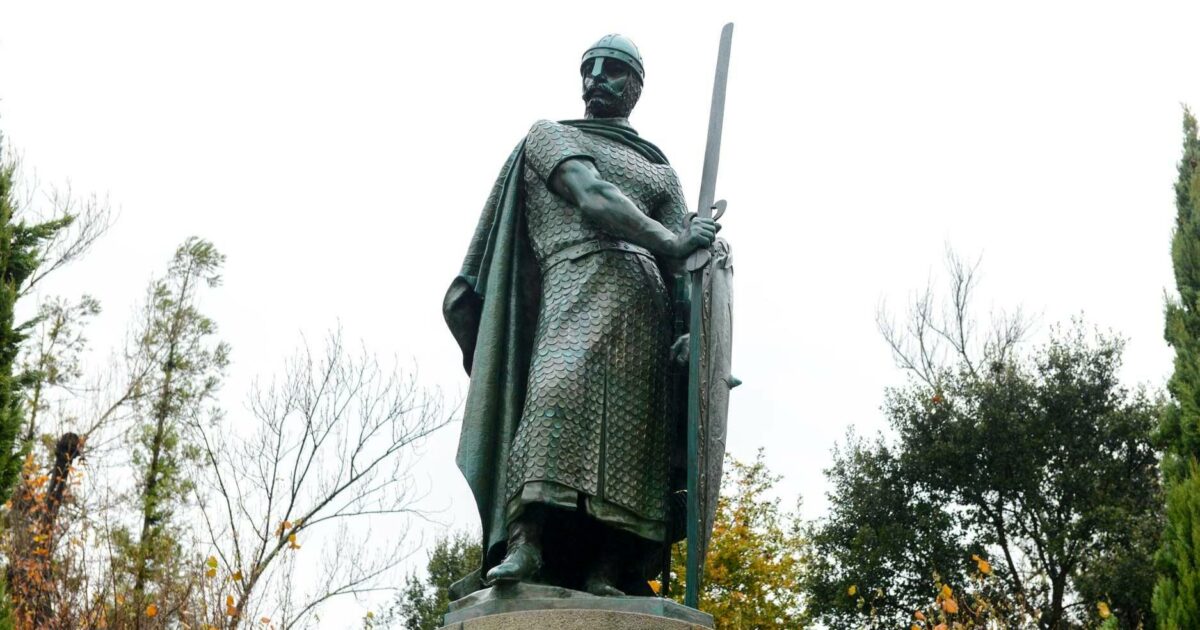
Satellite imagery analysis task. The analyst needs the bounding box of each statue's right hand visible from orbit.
[672,217,720,257]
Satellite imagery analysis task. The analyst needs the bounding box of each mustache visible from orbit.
[585,85,620,99]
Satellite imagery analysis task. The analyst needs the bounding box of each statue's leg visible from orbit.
[486,505,544,584]
[583,525,643,597]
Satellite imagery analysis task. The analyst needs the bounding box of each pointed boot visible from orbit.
[485,517,543,584]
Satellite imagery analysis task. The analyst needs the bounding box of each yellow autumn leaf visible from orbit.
[915,610,927,621]
[942,597,959,614]
[145,603,158,618]
[226,595,234,608]
[233,570,243,581]
[205,567,217,578]
[206,555,218,569]
[1098,601,1111,619]
[260,617,271,624]
[366,611,374,619]
[287,533,301,549]
[848,584,857,596]
[940,584,953,600]
[648,580,661,594]
[116,594,126,605]
[911,626,921,630]
[971,553,993,575]
[934,624,948,630]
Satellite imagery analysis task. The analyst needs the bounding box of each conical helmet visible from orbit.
[581,33,644,79]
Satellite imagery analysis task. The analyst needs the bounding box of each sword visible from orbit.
[684,22,733,611]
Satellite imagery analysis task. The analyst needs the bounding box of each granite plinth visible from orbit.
[440,583,713,629]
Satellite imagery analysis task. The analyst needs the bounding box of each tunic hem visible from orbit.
[506,480,667,542]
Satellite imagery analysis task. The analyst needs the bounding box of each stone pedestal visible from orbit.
[439,583,713,630]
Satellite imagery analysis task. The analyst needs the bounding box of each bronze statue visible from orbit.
[443,33,723,598]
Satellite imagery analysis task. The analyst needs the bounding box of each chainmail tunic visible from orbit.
[503,120,687,542]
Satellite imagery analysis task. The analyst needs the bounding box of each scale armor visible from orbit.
[503,120,688,540]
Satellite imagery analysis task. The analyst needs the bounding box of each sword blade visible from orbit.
[697,22,734,220]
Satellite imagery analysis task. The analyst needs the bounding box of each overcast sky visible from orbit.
[2,0,1198,623]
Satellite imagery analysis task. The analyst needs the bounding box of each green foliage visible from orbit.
[1153,465,1200,629]
[671,452,808,629]
[806,322,1162,629]
[803,433,967,626]
[0,575,14,630]
[1156,107,1200,628]
[0,136,76,501]
[388,531,482,630]
[108,237,229,618]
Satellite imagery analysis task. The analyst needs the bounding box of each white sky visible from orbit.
[2,1,1198,624]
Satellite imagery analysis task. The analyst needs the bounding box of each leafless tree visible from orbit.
[876,247,1032,388]
[193,332,450,629]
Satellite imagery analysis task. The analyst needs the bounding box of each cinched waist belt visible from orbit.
[543,240,654,270]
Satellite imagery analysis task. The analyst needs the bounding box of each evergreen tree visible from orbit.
[388,532,481,630]
[0,135,75,502]
[1155,107,1200,628]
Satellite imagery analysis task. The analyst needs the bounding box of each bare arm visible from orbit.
[549,158,717,258]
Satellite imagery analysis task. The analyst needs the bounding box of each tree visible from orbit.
[103,237,230,628]
[0,134,108,504]
[805,255,1162,629]
[0,133,112,629]
[803,431,968,627]
[191,333,449,629]
[670,452,808,629]
[1155,106,1200,629]
[386,531,481,630]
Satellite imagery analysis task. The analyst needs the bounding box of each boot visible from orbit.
[583,553,625,597]
[485,514,543,584]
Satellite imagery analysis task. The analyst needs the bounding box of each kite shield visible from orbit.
[693,237,735,569]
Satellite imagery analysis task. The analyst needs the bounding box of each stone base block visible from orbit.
[438,609,708,629]
[440,583,713,629]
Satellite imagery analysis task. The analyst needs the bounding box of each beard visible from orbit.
[584,77,642,119]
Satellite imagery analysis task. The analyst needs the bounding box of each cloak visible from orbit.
[442,119,672,586]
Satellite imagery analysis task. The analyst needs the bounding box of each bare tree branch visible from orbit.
[877,247,1032,387]
[192,330,450,628]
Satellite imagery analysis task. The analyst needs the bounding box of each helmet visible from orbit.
[581,33,644,80]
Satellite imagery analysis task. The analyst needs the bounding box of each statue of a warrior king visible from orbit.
[443,34,720,597]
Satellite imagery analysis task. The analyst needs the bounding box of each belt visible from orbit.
[544,240,654,269]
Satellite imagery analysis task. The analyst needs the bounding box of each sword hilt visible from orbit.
[711,199,727,221]
[685,200,727,272]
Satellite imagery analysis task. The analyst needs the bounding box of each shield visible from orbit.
[694,237,735,567]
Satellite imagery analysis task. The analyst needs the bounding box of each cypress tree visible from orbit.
[0,136,71,502]
[1156,107,1200,628]
[0,134,23,501]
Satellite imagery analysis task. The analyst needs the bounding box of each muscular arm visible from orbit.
[550,158,717,258]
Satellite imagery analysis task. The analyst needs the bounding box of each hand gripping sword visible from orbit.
[684,22,733,610]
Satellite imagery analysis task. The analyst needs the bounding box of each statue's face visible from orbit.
[581,58,642,119]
